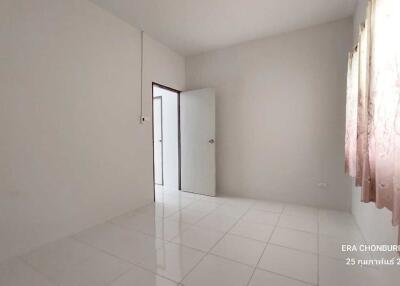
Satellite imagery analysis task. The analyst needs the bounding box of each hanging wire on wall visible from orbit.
[139,30,144,123]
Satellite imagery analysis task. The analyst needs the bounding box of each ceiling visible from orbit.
[90,0,357,56]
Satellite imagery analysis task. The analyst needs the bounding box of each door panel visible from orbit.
[153,97,163,185]
[180,88,216,196]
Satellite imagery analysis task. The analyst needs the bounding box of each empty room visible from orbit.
[1,0,400,285]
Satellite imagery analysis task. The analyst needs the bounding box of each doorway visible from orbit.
[152,83,181,194]
[153,96,163,185]
[152,84,216,199]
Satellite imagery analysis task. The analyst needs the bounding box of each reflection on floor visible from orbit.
[1,186,398,285]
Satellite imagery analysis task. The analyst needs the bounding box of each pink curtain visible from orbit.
[345,48,359,177]
[346,0,400,227]
[357,4,375,202]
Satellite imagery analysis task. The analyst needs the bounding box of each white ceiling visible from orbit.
[90,0,357,56]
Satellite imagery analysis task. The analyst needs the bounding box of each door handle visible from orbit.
[208,139,215,144]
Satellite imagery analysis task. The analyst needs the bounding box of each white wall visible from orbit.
[186,19,353,210]
[351,0,398,248]
[0,0,185,263]
[153,86,179,190]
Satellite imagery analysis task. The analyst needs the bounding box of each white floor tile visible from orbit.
[22,238,99,275]
[185,200,221,213]
[198,195,226,205]
[249,269,312,286]
[110,264,178,286]
[229,220,275,242]
[318,209,355,225]
[253,201,285,213]
[139,219,190,241]
[211,234,266,266]
[220,197,255,209]
[46,251,132,286]
[0,258,56,286]
[278,215,318,233]
[171,225,225,251]
[137,203,181,218]
[74,223,163,264]
[159,195,195,209]
[111,212,161,232]
[166,208,210,224]
[113,211,190,241]
[5,193,389,286]
[270,228,318,253]
[258,244,318,284]
[370,249,399,260]
[318,234,370,260]
[181,254,253,286]
[283,205,318,219]
[161,188,199,201]
[240,209,280,226]
[178,191,205,200]
[378,266,400,286]
[196,213,239,232]
[138,242,205,282]
[212,204,249,218]
[319,219,364,240]
[319,255,380,286]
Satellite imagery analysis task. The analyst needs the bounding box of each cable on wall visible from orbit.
[140,30,145,123]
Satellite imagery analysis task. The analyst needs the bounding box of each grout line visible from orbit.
[226,231,273,244]
[203,252,257,268]
[105,262,138,286]
[138,197,321,285]
[178,201,256,284]
[99,192,241,284]
[109,193,233,245]
[11,191,365,286]
[72,236,181,285]
[317,211,379,271]
[245,204,283,286]
[254,268,318,286]
[274,224,319,235]
[17,257,60,286]
[267,242,318,255]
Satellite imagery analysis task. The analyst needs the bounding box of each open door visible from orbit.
[180,88,216,196]
[153,96,163,185]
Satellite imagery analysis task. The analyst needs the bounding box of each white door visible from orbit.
[153,97,163,185]
[180,88,216,196]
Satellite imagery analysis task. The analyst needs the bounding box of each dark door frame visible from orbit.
[153,96,164,186]
[152,82,181,201]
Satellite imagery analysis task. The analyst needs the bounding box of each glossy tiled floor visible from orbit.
[0,186,397,286]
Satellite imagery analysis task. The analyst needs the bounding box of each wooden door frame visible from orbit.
[152,83,181,201]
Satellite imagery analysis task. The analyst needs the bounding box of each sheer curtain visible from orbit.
[345,47,359,177]
[346,0,400,227]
